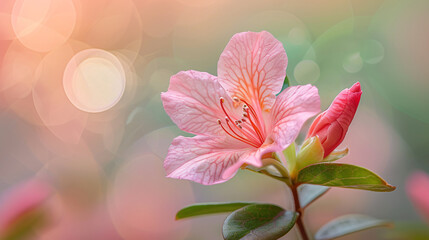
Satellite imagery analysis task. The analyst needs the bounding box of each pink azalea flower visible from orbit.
[407,171,429,223]
[161,31,320,185]
[306,82,362,157]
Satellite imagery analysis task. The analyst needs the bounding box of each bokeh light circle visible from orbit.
[63,49,126,113]
[0,41,43,102]
[32,43,89,143]
[342,52,363,73]
[294,60,320,84]
[11,0,76,52]
[288,27,308,45]
[360,40,385,64]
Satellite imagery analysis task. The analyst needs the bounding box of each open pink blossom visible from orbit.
[407,171,429,223]
[306,82,362,157]
[161,31,320,185]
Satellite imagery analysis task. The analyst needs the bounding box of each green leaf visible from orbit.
[279,75,290,94]
[176,202,254,220]
[296,163,396,192]
[223,204,298,240]
[298,184,330,208]
[315,214,392,240]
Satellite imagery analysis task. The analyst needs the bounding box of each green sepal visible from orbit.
[296,136,324,172]
[282,142,297,178]
[324,148,349,162]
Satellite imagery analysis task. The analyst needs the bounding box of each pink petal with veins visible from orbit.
[161,70,238,136]
[270,85,320,150]
[164,135,249,185]
[218,31,287,113]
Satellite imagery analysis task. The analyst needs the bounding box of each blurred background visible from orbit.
[0,0,428,239]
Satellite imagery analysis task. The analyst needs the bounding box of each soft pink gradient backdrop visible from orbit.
[0,0,428,239]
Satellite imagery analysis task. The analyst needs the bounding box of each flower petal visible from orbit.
[222,142,281,179]
[164,135,249,185]
[269,85,320,149]
[218,31,287,112]
[161,70,237,136]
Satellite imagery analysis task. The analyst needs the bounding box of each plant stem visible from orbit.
[291,185,310,240]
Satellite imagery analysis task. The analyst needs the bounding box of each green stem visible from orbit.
[291,184,310,240]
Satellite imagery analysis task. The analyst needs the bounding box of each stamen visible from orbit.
[243,113,264,143]
[217,97,265,148]
[240,99,264,142]
[218,118,258,148]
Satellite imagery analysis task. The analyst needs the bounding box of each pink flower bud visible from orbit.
[306,82,362,157]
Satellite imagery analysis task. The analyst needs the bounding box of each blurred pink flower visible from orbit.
[161,31,320,185]
[306,82,362,157]
[0,179,52,238]
[407,171,429,223]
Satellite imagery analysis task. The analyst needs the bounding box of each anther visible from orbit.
[217,119,222,124]
[233,97,240,102]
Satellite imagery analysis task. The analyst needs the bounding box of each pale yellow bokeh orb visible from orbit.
[63,49,126,113]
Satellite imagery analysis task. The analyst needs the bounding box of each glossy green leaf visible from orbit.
[298,184,330,208]
[176,202,254,220]
[223,204,298,240]
[296,163,396,192]
[315,214,392,240]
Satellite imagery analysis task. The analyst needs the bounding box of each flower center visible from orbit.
[217,97,265,148]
